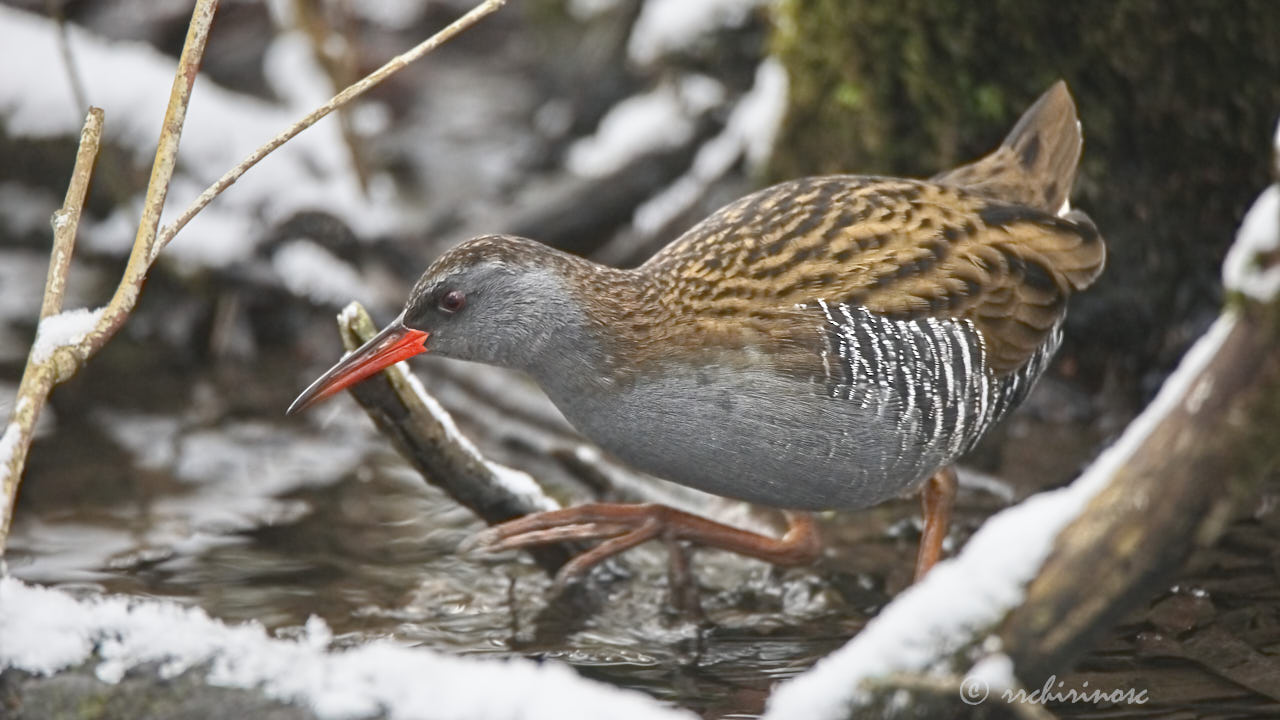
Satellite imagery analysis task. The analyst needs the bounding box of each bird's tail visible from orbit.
[933,81,1082,216]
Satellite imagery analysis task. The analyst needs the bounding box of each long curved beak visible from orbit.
[287,317,430,415]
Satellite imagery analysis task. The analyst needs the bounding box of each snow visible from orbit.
[0,6,410,272]
[343,0,427,30]
[1222,184,1280,302]
[966,652,1016,694]
[0,252,51,357]
[168,421,367,493]
[152,188,261,270]
[263,32,340,117]
[566,75,725,178]
[765,311,1240,719]
[569,0,626,21]
[49,410,372,571]
[30,307,105,364]
[0,181,60,236]
[628,0,770,66]
[1225,116,1280,301]
[633,58,787,236]
[79,207,138,256]
[534,99,574,138]
[103,412,367,523]
[273,240,375,307]
[0,577,693,720]
[351,101,393,136]
[483,460,561,512]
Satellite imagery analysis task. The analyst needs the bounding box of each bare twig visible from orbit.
[0,0,220,553]
[41,108,102,320]
[0,107,104,548]
[1,0,508,555]
[157,0,508,253]
[118,0,218,295]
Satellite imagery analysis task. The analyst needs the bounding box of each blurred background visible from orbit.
[2,1,1279,717]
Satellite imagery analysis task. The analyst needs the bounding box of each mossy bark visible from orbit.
[1000,299,1280,686]
[769,0,1280,388]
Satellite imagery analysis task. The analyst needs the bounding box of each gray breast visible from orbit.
[544,362,944,511]
[537,303,1062,512]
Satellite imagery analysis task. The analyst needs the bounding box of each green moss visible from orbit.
[768,0,1280,384]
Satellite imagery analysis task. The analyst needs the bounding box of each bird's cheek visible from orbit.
[423,332,461,358]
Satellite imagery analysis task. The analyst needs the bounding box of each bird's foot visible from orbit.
[467,503,822,590]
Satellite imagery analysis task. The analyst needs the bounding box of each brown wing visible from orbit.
[641,176,1104,374]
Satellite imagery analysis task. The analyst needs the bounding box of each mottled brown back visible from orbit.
[640,83,1104,374]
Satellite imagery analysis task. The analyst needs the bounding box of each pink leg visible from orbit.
[914,466,958,582]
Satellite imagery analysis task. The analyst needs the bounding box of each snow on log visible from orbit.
[767,115,1280,718]
[0,577,692,720]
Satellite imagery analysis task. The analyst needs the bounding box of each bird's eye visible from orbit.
[438,289,466,313]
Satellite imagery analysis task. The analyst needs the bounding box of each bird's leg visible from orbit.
[664,536,703,617]
[469,503,821,588]
[914,465,958,581]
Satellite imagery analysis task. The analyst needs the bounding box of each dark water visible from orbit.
[6,323,1279,719]
[6,342,895,718]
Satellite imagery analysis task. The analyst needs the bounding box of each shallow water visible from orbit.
[6,342,896,718]
[8,328,1280,718]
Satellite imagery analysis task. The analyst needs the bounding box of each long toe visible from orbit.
[467,504,822,586]
[474,521,632,553]
[552,518,664,589]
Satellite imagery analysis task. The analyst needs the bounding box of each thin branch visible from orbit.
[1,0,508,555]
[156,0,508,253]
[41,107,102,320]
[109,0,219,312]
[0,106,105,548]
[0,0,220,554]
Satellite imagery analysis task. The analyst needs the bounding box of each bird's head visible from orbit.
[287,235,611,414]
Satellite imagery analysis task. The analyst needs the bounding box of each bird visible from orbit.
[289,81,1104,587]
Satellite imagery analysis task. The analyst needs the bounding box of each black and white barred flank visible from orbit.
[813,299,1061,463]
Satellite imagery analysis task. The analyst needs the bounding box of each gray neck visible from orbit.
[518,306,616,397]
[496,266,649,402]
